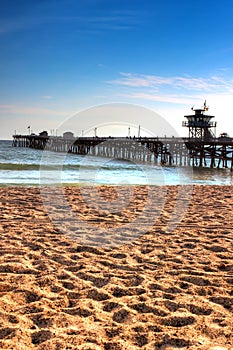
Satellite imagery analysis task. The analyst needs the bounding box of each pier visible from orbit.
[12,104,233,170]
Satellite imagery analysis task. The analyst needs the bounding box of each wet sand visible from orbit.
[0,185,232,349]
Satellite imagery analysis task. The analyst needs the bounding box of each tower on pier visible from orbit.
[182,101,217,140]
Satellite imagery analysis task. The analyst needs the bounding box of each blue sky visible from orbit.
[1,0,233,138]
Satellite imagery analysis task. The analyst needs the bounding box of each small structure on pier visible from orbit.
[63,132,74,139]
[182,101,216,140]
[39,131,48,137]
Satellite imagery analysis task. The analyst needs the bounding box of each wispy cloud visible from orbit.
[108,72,233,104]
[0,104,66,116]
[0,10,142,35]
[40,95,53,100]
[110,72,233,92]
[122,93,201,105]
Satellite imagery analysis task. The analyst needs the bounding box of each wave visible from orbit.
[0,162,144,171]
[0,163,40,171]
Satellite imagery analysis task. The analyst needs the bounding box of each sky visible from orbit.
[1,0,233,139]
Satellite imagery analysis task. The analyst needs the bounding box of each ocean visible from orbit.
[0,140,233,186]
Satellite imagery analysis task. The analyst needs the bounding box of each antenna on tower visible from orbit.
[204,100,209,111]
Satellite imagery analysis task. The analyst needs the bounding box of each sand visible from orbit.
[0,185,232,349]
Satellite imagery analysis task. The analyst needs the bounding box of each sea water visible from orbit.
[0,140,233,186]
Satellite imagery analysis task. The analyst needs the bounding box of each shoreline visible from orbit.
[0,181,232,187]
[0,185,232,349]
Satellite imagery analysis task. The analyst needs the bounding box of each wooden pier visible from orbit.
[12,134,233,170]
[12,103,233,169]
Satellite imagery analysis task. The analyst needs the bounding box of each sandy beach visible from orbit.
[0,185,233,349]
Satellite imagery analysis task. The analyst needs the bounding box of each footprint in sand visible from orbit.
[76,245,103,255]
[31,330,52,345]
[163,292,176,300]
[77,271,110,288]
[160,315,196,327]
[13,289,41,305]
[163,300,182,312]
[180,275,211,287]
[112,287,133,297]
[18,305,44,315]
[130,302,168,317]
[0,327,17,340]
[187,303,213,315]
[205,245,229,253]
[104,343,122,350]
[133,332,148,347]
[105,326,122,338]
[7,314,19,324]
[61,281,76,290]
[63,307,93,317]
[209,296,233,310]
[0,283,15,295]
[109,253,127,259]
[103,301,122,312]
[122,274,144,287]
[154,335,191,348]
[87,288,110,301]
[112,308,130,323]
[30,313,53,328]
